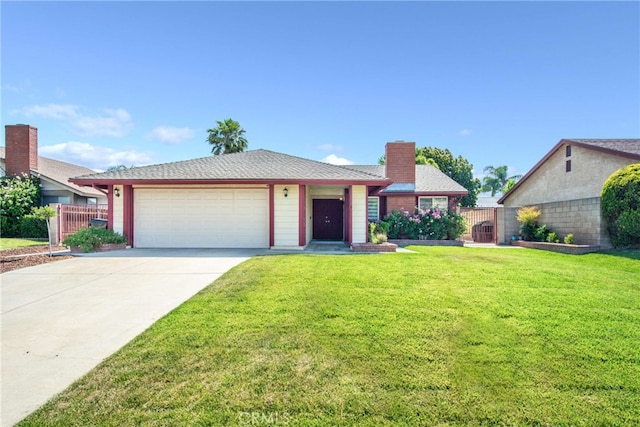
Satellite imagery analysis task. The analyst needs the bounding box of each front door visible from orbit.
[313,199,344,240]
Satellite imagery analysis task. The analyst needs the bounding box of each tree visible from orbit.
[32,206,57,257]
[601,163,640,247]
[0,174,41,237]
[481,165,522,196]
[207,118,248,155]
[416,147,481,207]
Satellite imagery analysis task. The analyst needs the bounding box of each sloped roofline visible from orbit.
[69,149,392,187]
[497,139,640,204]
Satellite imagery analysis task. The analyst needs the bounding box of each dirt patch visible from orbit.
[1,245,74,274]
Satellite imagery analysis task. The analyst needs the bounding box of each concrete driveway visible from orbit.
[1,248,261,426]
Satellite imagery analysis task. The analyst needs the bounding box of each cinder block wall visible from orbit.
[537,197,610,247]
[503,197,610,247]
[497,207,520,243]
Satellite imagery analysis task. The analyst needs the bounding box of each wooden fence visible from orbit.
[57,204,108,242]
[460,207,497,243]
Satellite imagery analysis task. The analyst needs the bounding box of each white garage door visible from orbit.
[134,188,269,248]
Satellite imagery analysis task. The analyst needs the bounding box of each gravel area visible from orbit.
[1,245,74,274]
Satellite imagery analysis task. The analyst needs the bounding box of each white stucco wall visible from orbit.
[306,187,313,244]
[273,184,300,247]
[503,144,637,207]
[351,185,367,243]
[112,185,124,234]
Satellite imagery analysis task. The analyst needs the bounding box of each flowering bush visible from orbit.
[380,208,466,240]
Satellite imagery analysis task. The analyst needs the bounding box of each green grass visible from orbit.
[0,237,47,250]
[19,248,640,426]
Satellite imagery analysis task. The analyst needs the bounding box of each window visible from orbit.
[566,160,572,172]
[418,196,448,211]
[566,145,572,157]
[367,197,379,222]
[42,195,71,205]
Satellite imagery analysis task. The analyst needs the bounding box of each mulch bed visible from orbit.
[1,245,74,274]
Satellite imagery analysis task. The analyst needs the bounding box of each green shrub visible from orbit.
[533,224,550,242]
[369,222,389,244]
[516,206,541,241]
[601,163,640,247]
[63,227,127,253]
[546,232,560,243]
[18,214,48,238]
[564,233,575,244]
[0,174,42,237]
[383,208,465,240]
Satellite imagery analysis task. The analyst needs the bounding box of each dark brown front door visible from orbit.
[313,199,344,240]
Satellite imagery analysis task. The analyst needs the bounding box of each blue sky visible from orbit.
[2,1,639,185]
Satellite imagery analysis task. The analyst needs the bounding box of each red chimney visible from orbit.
[5,124,38,177]
[385,141,415,184]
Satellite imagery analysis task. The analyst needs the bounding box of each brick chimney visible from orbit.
[5,124,38,177]
[385,141,415,184]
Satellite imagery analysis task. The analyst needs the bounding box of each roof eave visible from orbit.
[36,173,106,198]
[70,178,392,187]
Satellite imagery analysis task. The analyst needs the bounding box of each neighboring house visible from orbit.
[475,197,501,208]
[70,141,468,249]
[497,138,640,247]
[1,125,107,205]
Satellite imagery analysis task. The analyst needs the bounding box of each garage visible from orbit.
[133,188,269,248]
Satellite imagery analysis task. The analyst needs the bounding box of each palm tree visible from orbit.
[207,119,248,155]
[482,165,522,196]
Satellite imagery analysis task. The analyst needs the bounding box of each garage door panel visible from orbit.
[134,188,269,248]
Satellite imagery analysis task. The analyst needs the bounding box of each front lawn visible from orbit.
[0,238,47,250]
[19,248,640,426]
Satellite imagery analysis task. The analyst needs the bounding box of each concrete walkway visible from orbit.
[1,249,259,426]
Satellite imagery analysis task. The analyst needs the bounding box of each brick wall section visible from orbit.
[385,195,417,215]
[388,239,463,246]
[385,142,416,184]
[5,124,38,176]
[351,242,397,252]
[501,197,610,247]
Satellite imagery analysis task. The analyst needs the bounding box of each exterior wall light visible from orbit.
[283,187,288,198]
[114,187,120,198]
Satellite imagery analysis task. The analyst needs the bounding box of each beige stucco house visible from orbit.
[497,139,640,247]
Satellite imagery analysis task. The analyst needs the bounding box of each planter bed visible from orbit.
[69,243,128,254]
[388,239,464,247]
[511,240,600,255]
[351,242,397,253]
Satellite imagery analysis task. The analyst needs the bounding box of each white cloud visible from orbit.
[317,143,343,152]
[321,154,354,165]
[146,126,194,145]
[72,108,133,137]
[20,103,79,119]
[40,142,153,171]
[458,129,472,136]
[15,104,133,137]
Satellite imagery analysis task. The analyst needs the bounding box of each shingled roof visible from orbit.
[0,147,104,197]
[347,165,468,194]
[498,138,640,204]
[72,149,390,184]
[563,139,640,157]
